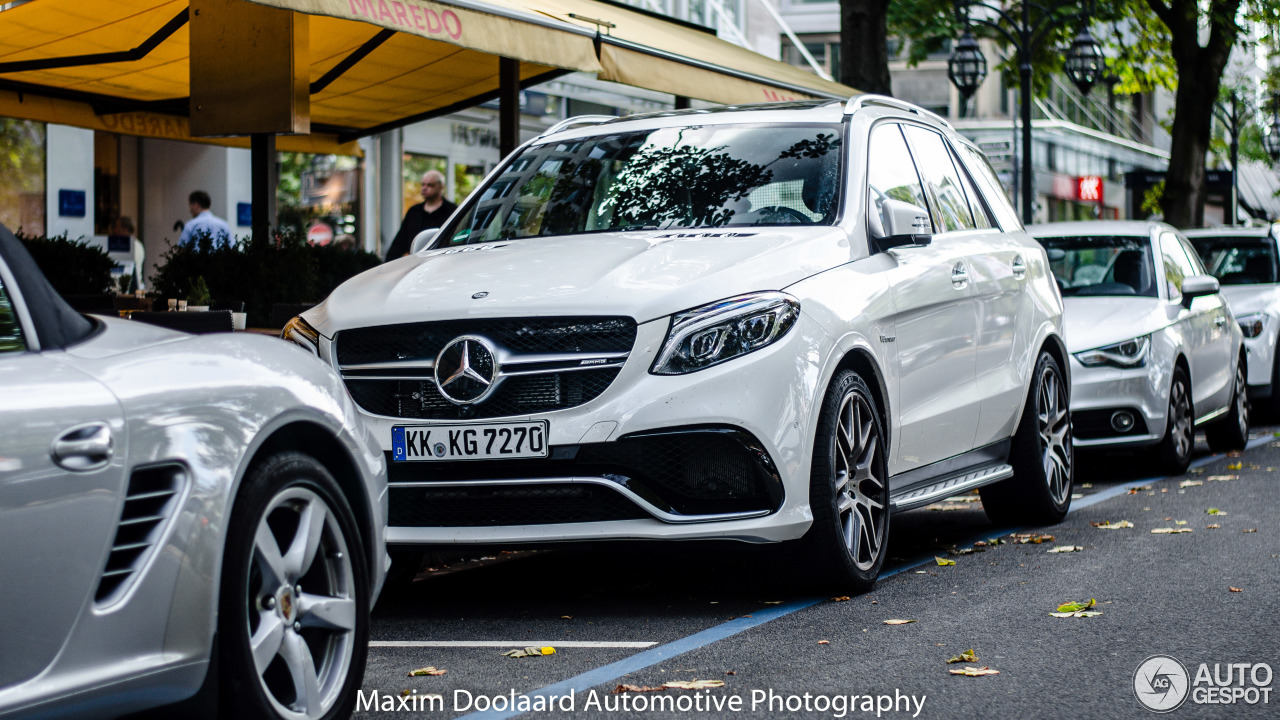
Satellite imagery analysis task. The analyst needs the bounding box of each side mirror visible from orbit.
[1181,274,1220,307]
[882,198,933,248]
[1045,248,1067,262]
[410,228,440,254]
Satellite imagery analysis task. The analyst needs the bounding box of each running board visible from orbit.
[889,464,1014,512]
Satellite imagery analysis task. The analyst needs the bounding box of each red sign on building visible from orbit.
[1077,176,1104,203]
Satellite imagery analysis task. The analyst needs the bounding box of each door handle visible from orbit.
[1214,316,1227,328]
[1012,255,1027,279]
[951,261,969,288]
[51,423,113,472]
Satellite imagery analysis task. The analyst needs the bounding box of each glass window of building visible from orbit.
[0,118,46,237]
[276,152,363,244]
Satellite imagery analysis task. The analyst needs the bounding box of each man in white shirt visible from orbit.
[179,190,232,247]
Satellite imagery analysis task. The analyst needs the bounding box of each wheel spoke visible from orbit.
[836,491,855,515]
[255,524,287,588]
[250,613,285,676]
[298,593,356,632]
[847,504,862,554]
[284,500,328,579]
[281,631,322,717]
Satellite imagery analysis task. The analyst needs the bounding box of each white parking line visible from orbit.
[370,640,658,648]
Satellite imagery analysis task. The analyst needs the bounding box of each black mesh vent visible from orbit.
[96,465,184,603]
[389,483,650,527]
[1072,408,1149,440]
[347,368,620,420]
[387,427,782,517]
[335,317,637,365]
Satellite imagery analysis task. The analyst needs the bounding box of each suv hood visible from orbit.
[1219,284,1279,317]
[1063,296,1173,352]
[310,228,851,332]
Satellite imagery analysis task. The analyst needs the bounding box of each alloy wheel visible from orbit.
[1170,378,1193,460]
[247,487,357,720]
[833,392,887,571]
[1037,363,1072,506]
[1233,364,1249,439]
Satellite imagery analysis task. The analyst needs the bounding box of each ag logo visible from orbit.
[1135,655,1190,712]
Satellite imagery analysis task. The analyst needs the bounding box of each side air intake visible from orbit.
[95,465,185,604]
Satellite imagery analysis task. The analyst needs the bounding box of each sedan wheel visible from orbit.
[1155,368,1194,475]
[834,391,888,572]
[1206,359,1249,452]
[220,452,369,720]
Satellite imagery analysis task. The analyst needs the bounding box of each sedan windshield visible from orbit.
[1188,235,1277,285]
[1039,235,1159,298]
[442,123,843,246]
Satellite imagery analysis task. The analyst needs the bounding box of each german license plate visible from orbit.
[391,421,548,462]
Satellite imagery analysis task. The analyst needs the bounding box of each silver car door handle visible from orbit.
[1214,316,1227,328]
[1012,255,1027,279]
[51,423,113,472]
[951,262,969,287]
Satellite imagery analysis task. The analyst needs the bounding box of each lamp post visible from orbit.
[1213,92,1242,226]
[947,1,1102,224]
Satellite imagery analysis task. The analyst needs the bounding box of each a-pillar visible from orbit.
[500,57,520,159]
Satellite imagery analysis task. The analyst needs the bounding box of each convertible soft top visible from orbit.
[0,223,96,351]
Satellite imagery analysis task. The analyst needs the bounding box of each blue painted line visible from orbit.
[457,438,1265,719]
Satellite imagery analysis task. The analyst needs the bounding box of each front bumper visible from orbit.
[339,314,830,545]
[1068,356,1169,449]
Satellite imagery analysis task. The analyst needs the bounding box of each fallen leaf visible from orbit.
[1179,480,1203,488]
[561,615,573,619]
[946,649,979,664]
[914,570,927,574]
[1207,508,1226,515]
[1230,587,1244,593]
[1050,611,1103,618]
[1244,529,1258,533]
[1227,462,1243,470]
[883,619,917,625]
[761,601,783,605]
[408,667,446,677]
[503,646,557,658]
[949,666,1000,676]
[1126,488,1139,495]
[1175,520,1188,525]
[1010,533,1055,543]
[830,596,850,602]
[818,640,830,645]
[1227,450,1242,457]
[1056,599,1094,613]
[974,540,988,547]
[1206,524,1221,529]
[936,556,956,566]
[613,684,667,693]
[1081,483,1093,488]
[1207,475,1237,481]
[1151,528,1193,534]
[948,547,977,556]
[1052,598,1103,617]
[1072,493,1084,499]
[1047,545,1083,553]
[1092,520,1134,529]
[400,689,412,697]
[726,671,736,675]
[664,680,725,690]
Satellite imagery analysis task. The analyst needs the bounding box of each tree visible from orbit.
[841,0,894,94]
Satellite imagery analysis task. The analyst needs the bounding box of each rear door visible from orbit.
[1158,230,1232,414]
[0,266,127,691]
[867,122,979,474]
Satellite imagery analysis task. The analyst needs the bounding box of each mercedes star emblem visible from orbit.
[434,336,499,404]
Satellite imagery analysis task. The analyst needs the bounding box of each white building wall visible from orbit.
[225,147,253,239]
[44,125,95,240]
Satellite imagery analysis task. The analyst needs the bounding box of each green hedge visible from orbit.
[151,233,380,327]
[17,234,115,296]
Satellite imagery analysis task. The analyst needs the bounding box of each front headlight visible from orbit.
[1237,313,1266,339]
[651,292,800,375]
[282,315,321,355]
[1074,335,1151,368]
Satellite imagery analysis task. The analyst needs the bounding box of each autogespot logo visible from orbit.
[1135,655,1190,712]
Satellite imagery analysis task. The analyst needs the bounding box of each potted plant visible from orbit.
[186,276,212,312]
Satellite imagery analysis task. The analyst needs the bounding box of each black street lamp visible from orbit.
[948,31,988,101]
[947,1,1102,224]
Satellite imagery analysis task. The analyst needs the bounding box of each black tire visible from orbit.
[801,370,890,593]
[218,452,369,720]
[1206,357,1249,452]
[981,352,1073,526]
[1154,366,1194,475]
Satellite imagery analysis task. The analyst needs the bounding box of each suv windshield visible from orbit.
[1039,235,1159,298]
[1188,235,1278,285]
[442,123,843,245]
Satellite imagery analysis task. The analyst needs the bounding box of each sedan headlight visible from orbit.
[282,315,321,355]
[1074,335,1151,368]
[651,292,800,375]
[1237,313,1266,339]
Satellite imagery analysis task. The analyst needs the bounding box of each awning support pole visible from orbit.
[251,133,277,245]
[675,96,691,109]
[500,57,520,159]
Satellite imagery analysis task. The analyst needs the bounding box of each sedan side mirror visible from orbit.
[410,229,440,254]
[1181,274,1220,307]
[881,199,933,248]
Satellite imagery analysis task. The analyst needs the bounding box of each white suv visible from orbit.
[288,96,1071,591]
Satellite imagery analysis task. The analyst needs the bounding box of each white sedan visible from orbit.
[1031,221,1248,472]
[1186,224,1280,415]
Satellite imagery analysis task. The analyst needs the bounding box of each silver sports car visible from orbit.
[0,224,387,720]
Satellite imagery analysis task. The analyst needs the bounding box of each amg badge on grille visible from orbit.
[434,336,499,404]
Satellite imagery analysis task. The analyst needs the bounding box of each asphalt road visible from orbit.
[357,426,1280,719]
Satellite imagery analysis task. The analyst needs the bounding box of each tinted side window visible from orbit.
[1160,231,1199,298]
[866,123,930,239]
[958,145,1022,231]
[949,145,995,229]
[1175,235,1207,275]
[902,125,974,232]
[0,273,26,354]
